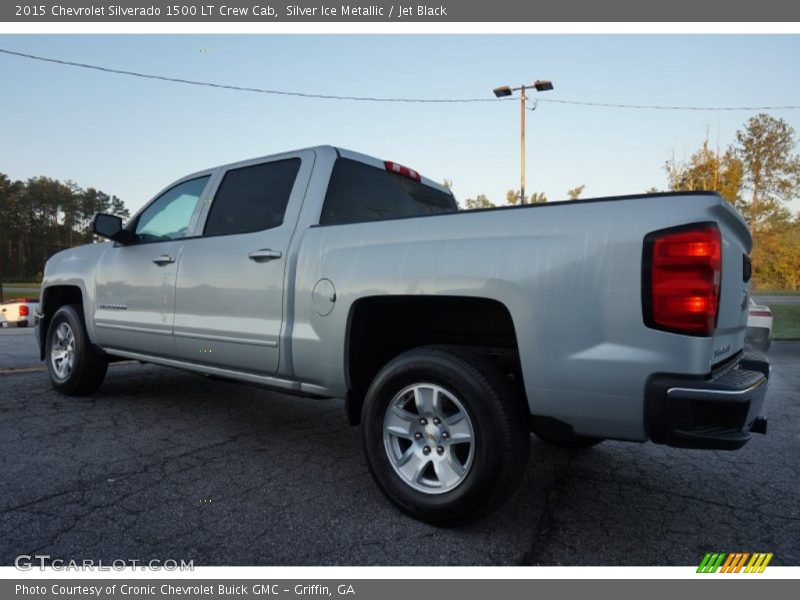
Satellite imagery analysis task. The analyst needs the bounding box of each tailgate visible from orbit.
[711,201,752,364]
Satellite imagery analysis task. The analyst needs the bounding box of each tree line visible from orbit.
[458,113,800,290]
[0,174,130,282]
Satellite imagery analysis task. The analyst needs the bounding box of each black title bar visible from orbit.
[4,0,800,22]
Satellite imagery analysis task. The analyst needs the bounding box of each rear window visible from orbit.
[204,158,301,236]
[320,158,457,225]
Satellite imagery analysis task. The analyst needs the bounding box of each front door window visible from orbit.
[134,176,210,242]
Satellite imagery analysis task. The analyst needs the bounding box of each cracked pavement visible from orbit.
[0,328,798,565]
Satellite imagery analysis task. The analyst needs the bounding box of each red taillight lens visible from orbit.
[19,305,30,316]
[643,224,721,336]
[749,310,772,318]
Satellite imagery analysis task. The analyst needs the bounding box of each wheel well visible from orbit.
[39,285,83,360]
[344,295,523,425]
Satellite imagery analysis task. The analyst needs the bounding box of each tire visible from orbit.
[361,345,529,525]
[45,304,108,396]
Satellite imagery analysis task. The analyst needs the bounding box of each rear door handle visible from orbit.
[248,249,283,262]
[152,255,175,266]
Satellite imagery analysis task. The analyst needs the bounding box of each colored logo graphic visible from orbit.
[697,552,773,573]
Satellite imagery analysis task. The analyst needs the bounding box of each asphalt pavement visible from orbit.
[0,328,798,565]
[0,326,40,369]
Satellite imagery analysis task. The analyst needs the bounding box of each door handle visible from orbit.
[248,249,282,262]
[152,255,175,266]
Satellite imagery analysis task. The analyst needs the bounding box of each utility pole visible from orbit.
[520,85,526,203]
[493,79,554,204]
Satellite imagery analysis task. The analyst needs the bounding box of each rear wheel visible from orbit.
[361,346,529,525]
[45,304,108,396]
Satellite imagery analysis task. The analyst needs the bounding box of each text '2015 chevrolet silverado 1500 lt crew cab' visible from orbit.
[37,146,770,524]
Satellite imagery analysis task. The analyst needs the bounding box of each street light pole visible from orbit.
[493,79,554,204]
[520,85,526,203]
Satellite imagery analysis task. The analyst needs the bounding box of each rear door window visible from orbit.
[320,158,457,225]
[204,158,301,236]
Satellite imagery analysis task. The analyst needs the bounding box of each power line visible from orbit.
[0,48,497,103]
[534,98,800,111]
[2,47,799,111]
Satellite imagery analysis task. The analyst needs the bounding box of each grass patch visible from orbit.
[772,304,800,340]
[1,283,40,301]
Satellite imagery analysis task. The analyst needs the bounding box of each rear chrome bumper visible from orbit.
[646,352,770,450]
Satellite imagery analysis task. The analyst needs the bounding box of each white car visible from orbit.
[746,298,773,352]
[0,298,40,327]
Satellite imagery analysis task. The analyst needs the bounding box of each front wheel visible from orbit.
[361,346,529,525]
[45,304,108,396]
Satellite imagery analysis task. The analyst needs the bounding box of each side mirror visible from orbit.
[92,213,135,244]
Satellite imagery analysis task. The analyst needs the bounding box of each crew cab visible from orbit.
[37,146,770,524]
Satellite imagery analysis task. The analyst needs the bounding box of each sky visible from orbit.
[1,34,799,215]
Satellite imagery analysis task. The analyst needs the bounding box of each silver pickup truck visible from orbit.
[37,145,770,524]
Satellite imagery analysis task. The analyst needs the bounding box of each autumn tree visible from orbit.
[665,139,743,204]
[732,113,800,233]
[753,217,800,289]
[528,192,547,204]
[463,194,495,210]
[567,185,585,200]
[506,189,522,205]
[663,116,800,290]
[506,189,547,205]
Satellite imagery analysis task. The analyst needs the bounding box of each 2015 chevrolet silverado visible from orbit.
[37,146,770,524]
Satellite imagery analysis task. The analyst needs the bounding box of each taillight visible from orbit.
[750,310,772,318]
[643,224,722,336]
[19,305,29,317]
[384,161,421,182]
